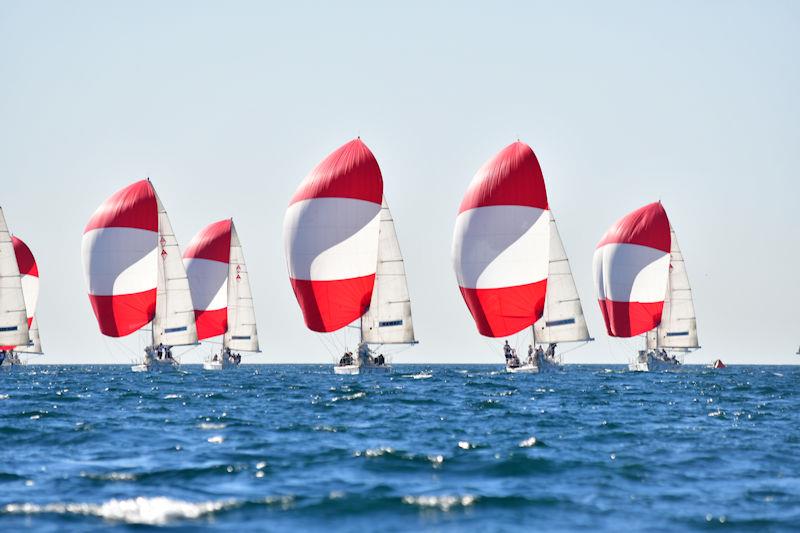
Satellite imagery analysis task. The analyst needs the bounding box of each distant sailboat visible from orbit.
[184,219,260,370]
[452,141,551,373]
[532,211,593,370]
[284,139,408,374]
[0,228,36,366]
[81,179,198,372]
[593,202,699,372]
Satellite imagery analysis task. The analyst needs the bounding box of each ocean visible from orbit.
[0,364,798,532]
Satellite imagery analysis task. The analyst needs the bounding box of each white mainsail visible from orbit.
[360,197,416,345]
[533,211,591,344]
[655,225,699,350]
[0,208,29,347]
[16,316,42,354]
[152,193,197,346]
[224,223,259,352]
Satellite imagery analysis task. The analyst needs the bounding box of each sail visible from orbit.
[283,138,383,333]
[152,191,197,346]
[7,237,41,353]
[593,202,671,337]
[0,209,29,347]
[533,212,591,343]
[452,141,550,337]
[225,222,259,352]
[361,198,415,345]
[656,226,699,350]
[16,316,42,354]
[82,180,159,337]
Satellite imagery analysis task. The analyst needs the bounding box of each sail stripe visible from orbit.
[289,139,383,206]
[183,219,232,263]
[87,290,157,337]
[289,274,376,333]
[453,141,550,338]
[453,206,550,289]
[84,179,158,232]
[593,202,671,338]
[284,139,383,333]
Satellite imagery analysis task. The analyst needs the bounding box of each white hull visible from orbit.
[202,357,240,371]
[334,364,392,375]
[506,363,540,374]
[629,352,681,372]
[131,358,179,372]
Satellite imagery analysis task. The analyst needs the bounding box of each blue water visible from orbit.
[1,365,799,531]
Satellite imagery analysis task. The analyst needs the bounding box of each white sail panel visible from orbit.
[0,209,29,347]
[361,198,415,345]
[16,316,42,354]
[152,194,198,346]
[224,223,259,352]
[656,226,699,350]
[533,212,591,344]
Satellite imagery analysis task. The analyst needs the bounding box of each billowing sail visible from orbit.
[655,226,699,350]
[82,179,197,345]
[593,202,671,337]
[283,139,383,333]
[0,209,30,347]
[152,192,197,346]
[361,198,415,344]
[533,212,591,343]
[184,219,259,352]
[452,141,550,337]
[7,237,41,353]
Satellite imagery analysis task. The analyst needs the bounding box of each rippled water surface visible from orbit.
[1,364,799,531]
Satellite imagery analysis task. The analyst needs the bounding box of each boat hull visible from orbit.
[506,364,540,374]
[131,359,179,372]
[202,358,240,371]
[334,364,392,375]
[0,353,23,367]
[628,352,680,372]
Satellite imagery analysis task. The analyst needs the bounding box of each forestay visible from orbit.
[361,198,415,345]
[533,212,591,344]
[0,209,29,347]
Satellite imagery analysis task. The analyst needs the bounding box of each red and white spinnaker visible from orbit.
[452,141,551,337]
[184,219,259,352]
[593,202,671,337]
[283,139,384,333]
[81,179,197,346]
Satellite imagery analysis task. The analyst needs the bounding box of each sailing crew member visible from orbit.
[527,345,534,365]
[535,345,545,364]
[503,340,512,361]
[0,350,6,365]
[546,343,557,359]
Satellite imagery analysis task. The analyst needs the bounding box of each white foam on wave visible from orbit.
[0,394,9,400]
[518,436,538,448]
[2,497,235,525]
[197,422,226,430]
[402,495,477,511]
[163,394,181,400]
[409,372,432,380]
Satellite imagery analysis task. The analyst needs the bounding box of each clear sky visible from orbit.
[1,1,798,364]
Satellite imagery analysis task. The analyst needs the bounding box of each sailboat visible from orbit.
[593,202,699,372]
[284,138,413,374]
[0,212,33,367]
[452,141,551,373]
[81,179,198,372]
[531,211,593,371]
[183,219,260,370]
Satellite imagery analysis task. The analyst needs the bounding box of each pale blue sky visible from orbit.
[1,1,797,364]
